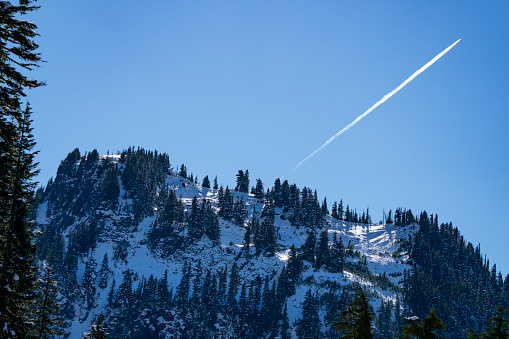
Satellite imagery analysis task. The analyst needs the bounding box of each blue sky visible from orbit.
[28,1,509,274]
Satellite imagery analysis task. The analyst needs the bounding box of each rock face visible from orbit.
[36,148,415,338]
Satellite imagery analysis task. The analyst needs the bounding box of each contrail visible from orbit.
[285,39,461,178]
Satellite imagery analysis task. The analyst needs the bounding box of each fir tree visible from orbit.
[335,286,374,339]
[33,261,65,339]
[0,103,40,336]
[296,289,321,339]
[399,309,445,339]
[213,175,218,189]
[469,306,509,339]
[98,253,111,289]
[316,230,331,269]
[301,231,317,265]
[83,313,109,338]
[254,178,264,199]
[102,165,120,204]
[202,175,210,188]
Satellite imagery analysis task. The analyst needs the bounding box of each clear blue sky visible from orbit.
[28,1,509,274]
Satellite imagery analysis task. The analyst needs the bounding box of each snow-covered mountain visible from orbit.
[33,148,421,338]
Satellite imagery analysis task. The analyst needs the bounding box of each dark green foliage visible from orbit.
[188,196,203,240]
[335,286,374,339]
[0,103,40,336]
[83,313,109,338]
[330,233,345,273]
[253,217,278,255]
[235,169,250,193]
[98,253,111,289]
[0,0,44,109]
[82,256,98,311]
[316,230,331,269]
[468,306,509,339]
[233,197,248,227]
[202,175,210,188]
[218,186,234,221]
[254,178,264,199]
[403,212,507,337]
[112,239,129,263]
[301,231,316,264]
[120,147,170,220]
[213,175,218,189]
[102,165,120,206]
[375,300,393,339]
[296,289,321,339]
[398,308,445,339]
[33,262,65,339]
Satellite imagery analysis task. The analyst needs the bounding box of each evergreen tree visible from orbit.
[0,0,44,109]
[235,170,250,193]
[213,175,218,189]
[399,309,445,339]
[0,103,40,336]
[202,175,210,188]
[469,306,509,339]
[33,261,65,339]
[82,256,98,310]
[296,289,321,339]
[102,165,120,204]
[330,233,345,273]
[335,286,374,339]
[316,230,331,269]
[254,178,264,199]
[332,201,338,219]
[98,253,111,289]
[301,231,317,265]
[233,198,248,227]
[83,313,109,338]
[188,196,203,240]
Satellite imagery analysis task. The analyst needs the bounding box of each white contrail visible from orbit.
[286,39,461,177]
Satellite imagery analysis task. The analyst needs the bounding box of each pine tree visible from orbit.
[33,261,65,339]
[335,286,374,339]
[296,289,321,339]
[330,233,345,273]
[254,178,264,199]
[0,103,40,336]
[83,313,109,338]
[301,231,316,265]
[188,196,203,240]
[98,253,111,289]
[102,165,120,205]
[202,175,210,188]
[82,256,98,310]
[0,0,44,109]
[399,308,445,339]
[213,175,218,189]
[316,230,331,269]
[469,306,509,339]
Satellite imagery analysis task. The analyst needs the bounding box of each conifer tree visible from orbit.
[83,313,109,338]
[316,230,331,269]
[399,308,445,339]
[335,286,374,339]
[468,306,509,339]
[254,178,264,199]
[296,289,321,339]
[213,175,218,189]
[33,261,65,339]
[98,253,111,289]
[202,175,210,188]
[301,231,316,265]
[0,103,40,336]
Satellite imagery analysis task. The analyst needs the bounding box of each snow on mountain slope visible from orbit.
[36,154,418,337]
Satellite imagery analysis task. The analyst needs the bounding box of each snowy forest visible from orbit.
[2,1,509,338]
